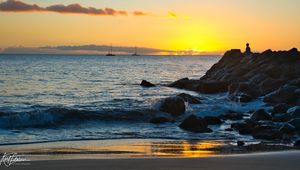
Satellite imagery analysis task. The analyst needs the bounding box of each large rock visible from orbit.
[200,48,300,103]
[169,78,229,94]
[264,85,299,105]
[179,115,212,133]
[204,116,223,125]
[169,48,300,105]
[158,96,186,116]
[250,109,272,121]
[229,82,259,102]
[287,106,300,118]
[140,80,156,87]
[177,93,201,104]
[231,121,257,134]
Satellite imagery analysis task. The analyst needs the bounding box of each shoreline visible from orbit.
[2,151,300,170]
[0,138,297,161]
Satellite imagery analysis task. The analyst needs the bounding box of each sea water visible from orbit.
[0,54,266,145]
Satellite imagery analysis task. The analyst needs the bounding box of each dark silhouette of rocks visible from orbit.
[203,116,223,125]
[228,105,300,141]
[294,139,300,148]
[179,115,212,133]
[250,109,272,121]
[158,96,186,116]
[237,141,245,146]
[271,103,291,115]
[140,80,156,87]
[168,78,229,94]
[169,48,300,105]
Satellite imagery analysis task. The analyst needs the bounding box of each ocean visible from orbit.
[0,54,266,145]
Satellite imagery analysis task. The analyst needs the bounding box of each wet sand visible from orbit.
[2,151,300,170]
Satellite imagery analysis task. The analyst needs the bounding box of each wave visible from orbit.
[0,106,166,129]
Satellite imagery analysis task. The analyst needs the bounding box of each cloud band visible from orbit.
[0,0,147,16]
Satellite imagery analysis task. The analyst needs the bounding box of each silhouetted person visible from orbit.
[245,43,252,54]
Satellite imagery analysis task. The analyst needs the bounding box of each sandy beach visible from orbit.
[1,151,299,170]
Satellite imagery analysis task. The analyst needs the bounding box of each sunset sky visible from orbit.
[0,0,300,54]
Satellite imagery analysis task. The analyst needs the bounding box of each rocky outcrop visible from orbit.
[263,80,300,105]
[250,109,272,121]
[179,115,212,133]
[140,80,156,87]
[158,96,186,116]
[168,78,229,94]
[169,48,300,105]
[203,116,223,125]
[230,105,300,141]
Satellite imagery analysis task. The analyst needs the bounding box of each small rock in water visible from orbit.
[158,96,186,116]
[231,121,257,134]
[250,109,272,121]
[204,116,223,125]
[179,115,212,133]
[237,141,245,146]
[177,93,202,104]
[294,140,300,148]
[140,80,156,87]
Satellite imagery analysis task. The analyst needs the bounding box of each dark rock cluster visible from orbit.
[230,106,300,140]
[170,48,300,104]
[145,48,300,147]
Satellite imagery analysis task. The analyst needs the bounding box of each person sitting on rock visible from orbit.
[245,43,252,54]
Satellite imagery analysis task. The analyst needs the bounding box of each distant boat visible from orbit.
[132,47,140,56]
[106,45,115,56]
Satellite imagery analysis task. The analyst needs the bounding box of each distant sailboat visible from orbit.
[132,46,140,56]
[106,45,115,56]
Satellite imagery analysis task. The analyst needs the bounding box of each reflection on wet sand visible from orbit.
[0,139,225,159]
[150,140,224,157]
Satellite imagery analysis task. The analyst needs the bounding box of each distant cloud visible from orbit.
[0,0,42,11]
[132,11,147,16]
[45,4,127,16]
[0,45,175,55]
[168,12,177,18]
[0,0,150,16]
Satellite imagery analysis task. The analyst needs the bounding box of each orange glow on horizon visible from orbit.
[0,0,300,53]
